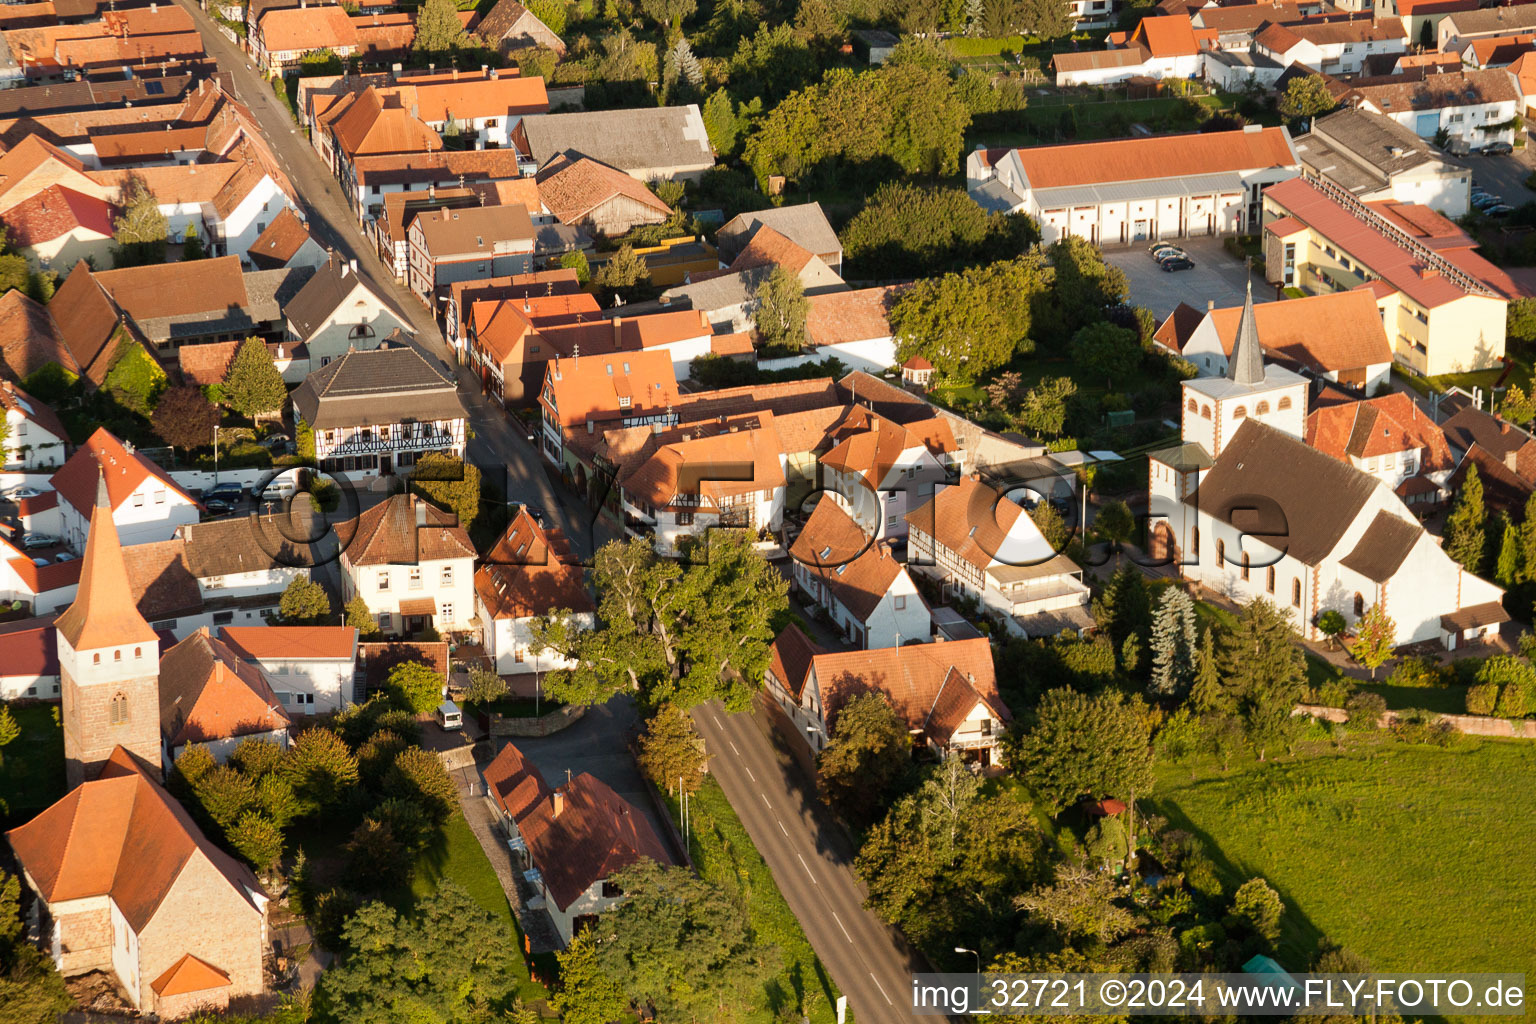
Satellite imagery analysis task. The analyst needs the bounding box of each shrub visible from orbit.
[385,660,445,714]
[1307,677,1352,709]
[946,35,1028,55]
[1178,922,1226,960]
[385,747,458,824]
[1495,678,1533,718]
[1466,682,1500,716]
[1390,709,1459,747]
[229,737,286,778]
[1387,655,1446,689]
[1343,691,1387,731]
[1231,877,1284,942]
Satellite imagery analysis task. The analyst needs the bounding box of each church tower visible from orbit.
[57,470,162,789]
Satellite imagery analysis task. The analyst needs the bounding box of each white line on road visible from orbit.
[759,792,771,809]
[870,973,893,1005]
[744,764,755,782]
[713,714,723,728]
[776,819,788,837]
[796,853,817,885]
[729,741,741,756]
[831,911,852,942]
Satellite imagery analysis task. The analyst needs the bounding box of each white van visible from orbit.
[436,700,463,731]
[260,468,304,503]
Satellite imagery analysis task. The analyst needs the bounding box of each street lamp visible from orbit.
[212,424,220,486]
[955,947,981,980]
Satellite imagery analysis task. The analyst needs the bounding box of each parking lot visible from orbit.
[1461,150,1536,208]
[1104,235,1272,320]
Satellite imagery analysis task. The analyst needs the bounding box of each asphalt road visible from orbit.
[173,0,615,558]
[694,700,952,1024]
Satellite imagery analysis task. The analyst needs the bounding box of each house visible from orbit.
[89,257,310,353]
[445,265,582,347]
[757,285,901,375]
[337,493,477,636]
[219,626,359,714]
[1051,14,1202,85]
[475,0,565,54]
[247,208,327,271]
[1381,0,1475,49]
[717,203,842,276]
[1458,32,1536,69]
[969,127,1300,245]
[1440,400,1536,513]
[355,639,448,699]
[515,105,715,182]
[817,404,959,541]
[0,183,113,271]
[1439,3,1536,53]
[535,154,672,237]
[484,740,676,945]
[5,748,269,1017]
[764,628,1011,765]
[350,12,417,62]
[905,475,1093,637]
[52,428,200,549]
[406,203,536,303]
[1158,289,1395,392]
[1146,289,1507,648]
[0,289,78,382]
[173,513,318,630]
[1261,176,1511,377]
[538,349,681,479]
[0,615,60,700]
[282,254,413,367]
[292,346,467,476]
[255,3,357,74]
[1305,391,1454,510]
[1293,107,1471,218]
[901,356,933,389]
[1252,19,1406,76]
[464,291,602,403]
[346,150,527,221]
[0,378,68,469]
[375,186,493,281]
[788,497,929,649]
[158,627,290,763]
[475,509,594,676]
[1341,68,1521,151]
[1190,0,1319,49]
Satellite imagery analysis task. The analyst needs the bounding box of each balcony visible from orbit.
[323,431,459,457]
[949,733,999,750]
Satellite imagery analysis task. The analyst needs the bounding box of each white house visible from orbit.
[817,405,958,542]
[1294,107,1472,219]
[1051,15,1203,85]
[905,475,1093,638]
[158,628,291,764]
[0,380,68,470]
[1147,287,1506,647]
[52,429,201,550]
[282,255,413,368]
[0,616,60,700]
[968,126,1301,245]
[338,494,477,637]
[1305,391,1456,511]
[475,509,594,677]
[1252,19,1406,76]
[757,286,902,376]
[219,626,359,715]
[1342,67,1521,151]
[788,497,930,650]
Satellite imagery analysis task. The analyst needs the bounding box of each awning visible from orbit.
[398,596,437,617]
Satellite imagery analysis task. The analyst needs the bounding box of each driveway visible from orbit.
[1105,235,1271,320]
[1460,150,1536,207]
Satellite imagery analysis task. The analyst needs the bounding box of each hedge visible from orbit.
[947,36,1030,56]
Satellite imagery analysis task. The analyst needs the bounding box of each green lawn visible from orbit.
[668,778,845,1024]
[1150,738,1536,992]
[0,704,63,826]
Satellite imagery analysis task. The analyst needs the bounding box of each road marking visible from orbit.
[831,911,851,942]
[744,765,755,782]
[796,853,817,884]
[713,714,723,728]
[759,792,771,809]
[870,973,893,1005]
[729,741,741,756]
[776,818,787,837]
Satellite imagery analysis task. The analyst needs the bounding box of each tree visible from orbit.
[891,256,1047,379]
[280,728,359,815]
[531,533,788,710]
[525,0,566,32]
[0,704,17,770]
[986,370,1024,410]
[592,243,648,298]
[463,666,507,705]
[1220,598,1307,760]
[1189,627,1225,713]
[559,249,591,285]
[1016,864,1136,944]
[1466,681,1500,715]
[151,385,219,452]
[1278,74,1336,121]
[596,860,777,1020]
[0,870,71,1024]
[1017,688,1154,812]
[385,660,444,714]
[638,702,710,795]
[553,932,630,1024]
[664,37,704,96]
[752,265,808,353]
[412,0,469,53]
[1231,877,1284,943]
[1075,321,1142,389]
[1509,297,1536,345]
[222,337,287,418]
[816,692,911,827]
[1018,376,1076,437]
[1348,603,1396,680]
[1092,562,1152,655]
[112,175,168,266]
[345,595,380,637]
[409,453,481,531]
[641,0,696,29]
[1317,609,1347,650]
[228,810,283,871]
[279,575,332,625]
[102,338,166,416]
[1095,500,1137,550]
[317,883,524,1024]
[840,181,1036,279]
[230,737,286,779]
[192,764,259,832]
[1031,501,1070,552]
[1496,511,1521,586]
[296,417,316,463]
[384,746,458,823]
[1148,587,1198,698]
[181,222,208,261]
[1046,236,1128,341]
[1500,383,1536,425]
[1444,462,1488,573]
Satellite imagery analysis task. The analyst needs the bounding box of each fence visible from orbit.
[1295,703,1536,739]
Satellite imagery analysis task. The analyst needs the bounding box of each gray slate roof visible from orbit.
[292,346,464,429]
[661,266,772,312]
[1302,107,1459,182]
[283,256,411,342]
[520,105,713,175]
[718,203,842,263]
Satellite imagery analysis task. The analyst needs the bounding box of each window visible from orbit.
[380,612,392,631]
[981,719,993,737]
[378,571,391,592]
[213,610,234,625]
[1292,578,1302,607]
[1187,398,1198,413]
[601,881,623,899]
[515,646,524,663]
[441,565,454,586]
[1201,405,1211,419]
[1240,553,1250,582]
[409,567,423,589]
[93,653,101,665]
[1191,526,1199,558]
[1385,453,1395,470]
[1267,566,1275,593]
[1233,405,1247,419]
[441,602,452,622]
[134,646,142,659]
[1354,592,1365,617]
[1256,400,1270,415]
[109,692,129,726]
[894,595,906,610]
[154,489,165,504]
[133,493,144,507]
[1217,538,1226,566]
[1278,396,1292,410]
[114,649,122,662]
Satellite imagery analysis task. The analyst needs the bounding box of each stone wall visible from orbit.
[1295,703,1536,738]
[488,704,587,738]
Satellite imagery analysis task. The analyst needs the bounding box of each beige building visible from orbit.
[338,494,477,636]
[1262,176,1510,377]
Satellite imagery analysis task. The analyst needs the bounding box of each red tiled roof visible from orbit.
[51,427,196,516]
[259,4,357,51]
[542,349,680,430]
[1205,289,1392,372]
[807,636,1010,738]
[902,475,1052,574]
[476,508,592,620]
[482,740,551,821]
[535,153,670,227]
[0,377,66,442]
[53,473,160,652]
[1012,126,1295,190]
[248,207,314,269]
[0,287,77,381]
[806,285,903,346]
[158,629,290,748]
[788,498,909,623]
[0,614,59,678]
[151,954,232,998]
[2,185,113,246]
[767,622,823,700]
[220,626,359,661]
[357,640,449,690]
[177,340,241,386]
[335,493,475,567]
[1132,14,1201,55]
[1306,391,1454,471]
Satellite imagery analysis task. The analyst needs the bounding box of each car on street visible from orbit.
[22,533,59,549]
[204,481,245,503]
[1160,256,1196,272]
[203,498,238,517]
[1482,141,1514,156]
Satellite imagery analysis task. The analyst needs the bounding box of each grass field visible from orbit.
[669,778,845,1024]
[0,704,63,827]
[1150,737,1536,990]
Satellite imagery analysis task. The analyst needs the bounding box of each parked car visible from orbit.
[30,557,48,567]
[1482,141,1514,156]
[1472,193,1499,209]
[54,552,74,563]
[1160,257,1196,272]
[22,533,59,550]
[1154,249,1192,264]
[1485,204,1515,217]
[203,498,238,517]
[1149,245,1186,262]
[3,486,42,500]
[204,481,245,503]
[259,433,292,451]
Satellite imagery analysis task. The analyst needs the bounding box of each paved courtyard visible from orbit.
[1105,235,1272,320]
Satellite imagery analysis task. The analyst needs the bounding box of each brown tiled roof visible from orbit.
[413,203,534,257]
[177,340,241,386]
[350,147,526,186]
[122,538,203,622]
[767,622,823,700]
[789,498,908,623]
[620,419,787,509]
[51,427,196,517]
[1152,301,1206,353]
[476,508,592,620]
[1206,290,1392,374]
[1131,13,1201,55]
[54,30,204,69]
[820,405,956,489]
[48,261,129,387]
[158,629,290,748]
[807,636,1009,737]
[1305,392,1453,472]
[352,11,415,56]
[482,740,551,821]
[94,255,250,323]
[0,290,76,381]
[336,493,475,567]
[403,71,549,123]
[90,162,239,206]
[259,3,357,52]
[1009,126,1295,189]
[1448,441,1532,512]
[330,86,440,160]
[357,640,449,690]
[53,474,161,651]
[1343,66,1520,113]
[220,626,358,661]
[4,746,265,930]
[1337,509,1423,583]
[535,153,671,226]
[1441,406,1536,467]
[904,475,1055,574]
[518,768,675,910]
[729,224,814,274]
[179,512,321,577]
[805,286,902,347]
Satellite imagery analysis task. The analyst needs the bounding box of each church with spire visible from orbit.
[1147,282,1506,649]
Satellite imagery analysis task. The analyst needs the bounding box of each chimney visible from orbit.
[481,64,489,77]
[1506,449,1519,471]
[489,68,499,79]
[552,789,565,817]
[415,497,427,527]
[586,418,594,434]
[1207,299,1215,311]
[452,67,458,79]
[195,624,209,637]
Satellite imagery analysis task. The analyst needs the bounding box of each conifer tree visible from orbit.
[1149,587,1198,698]
[1444,462,1488,573]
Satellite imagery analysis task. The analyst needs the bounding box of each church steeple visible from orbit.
[1226,279,1266,386]
[54,468,158,651]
